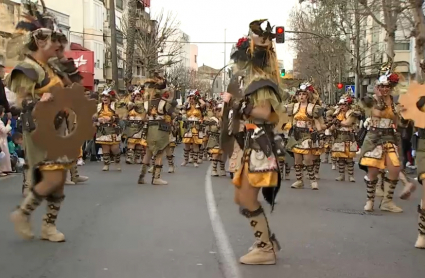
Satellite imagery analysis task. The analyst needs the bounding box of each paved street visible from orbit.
[1,146,425,278]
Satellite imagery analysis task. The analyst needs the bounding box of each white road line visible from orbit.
[205,165,242,278]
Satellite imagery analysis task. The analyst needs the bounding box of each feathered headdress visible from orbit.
[338,93,354,105]
[101,82,116,98]
[376,61,399,87]
[6,0,67,59]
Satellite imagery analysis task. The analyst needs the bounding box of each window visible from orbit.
[136,66,141,75]
[118,68,123,78]
[116,30,124,45]
[93,42,104,69]
[394,42,410,51]
[194,55,197,63]
[94,2,104,31]
[116,0,123,10]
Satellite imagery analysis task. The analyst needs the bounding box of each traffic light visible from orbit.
[275,26,285,43]
[337,83,343,89]
[280,69,286,77]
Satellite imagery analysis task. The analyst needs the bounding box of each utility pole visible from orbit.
[109,0,119,91]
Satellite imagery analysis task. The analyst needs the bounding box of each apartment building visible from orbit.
[0,0,22,72]
[190,44,198,71]
[350,9,416,94]
[103,0,127,91]
[132,0,153,84]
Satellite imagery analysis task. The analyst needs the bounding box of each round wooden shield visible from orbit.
[31,83,97,161]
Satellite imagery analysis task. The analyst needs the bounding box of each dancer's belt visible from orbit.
[148,120,170,132]
[369,127,395,136]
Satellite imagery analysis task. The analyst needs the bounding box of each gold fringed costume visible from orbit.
[95,102,122,145]
[124,88,147,164]
[7,57,74,173]
[331,96,360,182]
[182,103,204,145]
[360,66,404,213]
[233,88,282,188]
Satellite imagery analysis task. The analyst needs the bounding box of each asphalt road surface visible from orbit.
[1,146,424,278]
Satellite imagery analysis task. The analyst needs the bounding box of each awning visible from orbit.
[70,43,91,51]
[80,71,94,90]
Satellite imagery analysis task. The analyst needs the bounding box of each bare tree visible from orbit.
[357,0,407,61]
[121,8,184,78]
[291,0,385,98]
[124,0,138,86]
[166,62,191,92]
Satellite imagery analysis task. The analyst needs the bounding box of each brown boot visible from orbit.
[22,164,31,197]
[10,189,44,240]
[126,148,135,164]
[152,165,168,185]
[181,149,189,166]
[167,155,175,173]
[102,153,110,171]
[239,207,279,265]
[375,171,385,197]
[347,160,355,182]
[134,149,143,164]
[313,158,321,180]
[219,161,226,176]
[364,178,377,212]
[335,158,346,181]
[398,170,416,200]
[148,156,155,173]
[415,204,425,249]
[70,165,88,184]
[307,165,318,190]
[193,152,200,167]
[379,178,403,213]
[211,160,219,176]
[138,163,149,184]
[198,148,204,163]
[284,162,291,180]
[331,157,337,170]
[41,195,66,242]
[114,154,122,171]
[291,164,304,189]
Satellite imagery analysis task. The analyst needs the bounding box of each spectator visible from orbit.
[0,105,12,176]
[0,62,11,124]
[9,132,24,172]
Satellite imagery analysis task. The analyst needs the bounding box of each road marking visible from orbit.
[205,165,242,278]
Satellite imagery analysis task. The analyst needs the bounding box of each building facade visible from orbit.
[0,0,22,72]
[190,44,198,71]
[198,64,223,99]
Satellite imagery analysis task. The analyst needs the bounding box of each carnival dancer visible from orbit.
[222,20,288,265]
[206,104,225,176]
[323,109,334,165]
[330,95,361,182]
[137,77,176,185]
[286,83,325,190]
[164,90,177,173]
[201,100,214,161]
[181,90,206,167]
[359,66,411,212]
[51,55,89,185]
[7,1,91,242]
[410,96,425,248]
[124,86,147,164]
[311,92,325,180]
[94,86,122,171]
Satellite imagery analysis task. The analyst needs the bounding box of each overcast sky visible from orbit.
[151,0,298,70]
